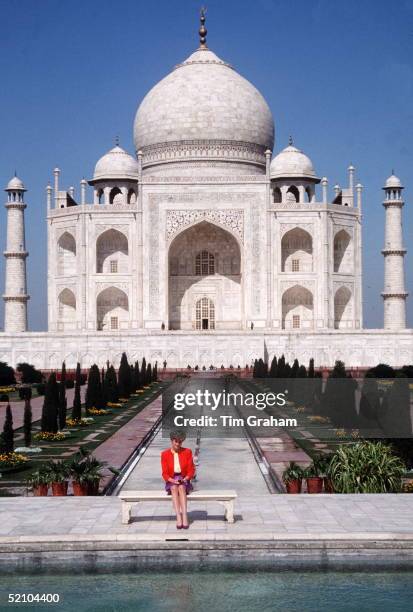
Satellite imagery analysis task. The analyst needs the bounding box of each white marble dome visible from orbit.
[5,175,25,190]
[385,174,402,188]
[133,47,274,172]
[270,143,317,180]
[93,146,139,181]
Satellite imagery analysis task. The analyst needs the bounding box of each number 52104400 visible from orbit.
[8,593,60,603]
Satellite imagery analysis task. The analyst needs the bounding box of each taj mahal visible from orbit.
[1,14,412,369]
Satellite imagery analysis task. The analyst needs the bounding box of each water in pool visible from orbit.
[0,571,412,611]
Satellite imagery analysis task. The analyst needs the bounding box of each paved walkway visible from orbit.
[1,378,412,548]
[0,495,413,542]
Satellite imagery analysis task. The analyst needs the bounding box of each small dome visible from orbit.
[92,146,139,181]
[270,143,318,181]
[5,174,25,191]
[384,174,402,188]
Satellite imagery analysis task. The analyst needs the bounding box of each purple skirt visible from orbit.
[165,473,193,495]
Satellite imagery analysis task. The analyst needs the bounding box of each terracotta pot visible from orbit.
[72,482,89,496]
[286,479,302,494]
[324,477,334,493]
[32,484,48,497]
[87,480,100,496]
[306,477,323,494]
[51,481,68,496]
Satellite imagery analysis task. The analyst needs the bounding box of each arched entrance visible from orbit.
[168,221,242,330]
[195,297,215,330]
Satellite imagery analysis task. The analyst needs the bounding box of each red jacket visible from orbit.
[161,447,196,482]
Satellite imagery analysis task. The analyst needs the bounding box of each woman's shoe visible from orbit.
[182,524,189,529]
[176,524,183,530]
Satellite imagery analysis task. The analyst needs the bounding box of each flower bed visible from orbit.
[107,402,123,408]
[0,452,29,472]
[66,418,93,427]
[87,407,110,416]
[34,432,66,442]
[308,416,330,423]
[0,386,15,394]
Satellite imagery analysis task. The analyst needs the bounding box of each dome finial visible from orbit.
[115,134,120,146]
[289,135,293,146]
[199,6,208,48]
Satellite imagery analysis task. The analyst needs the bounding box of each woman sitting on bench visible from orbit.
[161,430,195,529]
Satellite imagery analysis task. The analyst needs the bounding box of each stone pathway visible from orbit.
[0,495,413,541]
[93,396,163,489]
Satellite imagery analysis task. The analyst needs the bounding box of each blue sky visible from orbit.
[0,0,412,330]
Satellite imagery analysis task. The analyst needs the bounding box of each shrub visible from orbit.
[0,362,15,386]
[35,383,45,396]
[1,405,14,454]
[0,394,9,402]
[40,373,59,433]
[368,363,395,379]
[329,441,405,493]
[58,362,67,430]
[18,386,32,401]
[85,364,105,411]
[105,366,119,403]
[118,353,132,399]
[65,379,75,389]
[17,362,43,384]
[71,363,82,421]
[282,461,304,484]
[23,398,32,447]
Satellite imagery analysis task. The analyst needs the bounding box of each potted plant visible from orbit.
[46,460,70,496]
[69,448,110,495]
[282,461,304,493]
[69,458,90,496]
[304,457,324,493]
[328,441,405,493]
[26,469,49,496]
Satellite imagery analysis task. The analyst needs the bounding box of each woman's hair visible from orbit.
[169,429,186,442]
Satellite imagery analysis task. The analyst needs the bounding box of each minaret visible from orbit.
[3,175,29,332]
[381,173,408,329]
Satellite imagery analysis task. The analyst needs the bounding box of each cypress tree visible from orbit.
[322,360,347,426]
[58,362,67,430]
[381,374,411,437]
[105,366,119,403]
[359,373,380,434]
[277,355,286,379]
[269,355,278,378]
[118,353,132,399]
[41,373,59,433]
[23,397,32,447]
[130,365,137,393]
[2,404,14,453]
[295,365,308,406]
[153,361,158,382]
[146,363,152,385]
[72,363,82,420]
[141,357,147,387]
[85,364,104,410]
[253,359,258,378]
[134,361,141,390]
[101,367,107,404]
[308,358,315,378]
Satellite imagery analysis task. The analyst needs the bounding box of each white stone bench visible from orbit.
[119,490,237,525]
